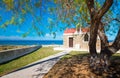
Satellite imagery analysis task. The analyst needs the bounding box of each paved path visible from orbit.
[1,50,71,78]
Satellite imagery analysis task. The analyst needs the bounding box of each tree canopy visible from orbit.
[0,0,120,38]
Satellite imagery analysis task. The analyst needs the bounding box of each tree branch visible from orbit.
[113,18,120,22]
[101,28,120,55]
[86,0,96,18]
[98,23,109,50]
[97,0,113,19]
[112,28,120,51]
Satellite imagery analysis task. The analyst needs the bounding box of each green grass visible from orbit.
[61,51,88,60]
[0,47,61,76]
[113,53,120,56]
[62,51,120,61]
[111,53,120,60]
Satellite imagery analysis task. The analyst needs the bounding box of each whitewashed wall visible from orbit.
[0,46,41,64]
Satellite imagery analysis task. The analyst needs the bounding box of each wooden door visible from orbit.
[69,37,73,47]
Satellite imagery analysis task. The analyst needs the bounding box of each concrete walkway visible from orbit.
[0,50,71,78]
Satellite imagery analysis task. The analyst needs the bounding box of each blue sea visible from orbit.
[0,40,113,45]
[0,40,63,45]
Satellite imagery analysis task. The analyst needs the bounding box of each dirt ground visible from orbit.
[43,54,120,78]
[0,46,28,51]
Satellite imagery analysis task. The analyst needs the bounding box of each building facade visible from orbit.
[63,28,100,50]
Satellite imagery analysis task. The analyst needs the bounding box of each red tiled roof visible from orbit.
[64,28,89,34]
[81,28,89,32]
[64,28,76,33]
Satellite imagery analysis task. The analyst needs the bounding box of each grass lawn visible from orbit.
[111,53,120,60]
[0,46,61,76]
[62,51,120,60]
[61,51,89,60]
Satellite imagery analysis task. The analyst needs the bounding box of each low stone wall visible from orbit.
[0,46,41,64]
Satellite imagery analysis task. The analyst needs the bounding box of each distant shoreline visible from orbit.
[0,44,62,52]
[0,45,30,51]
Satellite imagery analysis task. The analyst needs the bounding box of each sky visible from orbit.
[0,0,119,41]
[0,0,64,40]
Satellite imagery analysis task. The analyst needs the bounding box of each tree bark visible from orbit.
[97,0,113,19]
[86,0,98,57]
[99,26,120,58]
[112,28,120,50]
[97,23,112,72]
[86,0,114,72]
[86,0,113,56]
[97,28,120,72]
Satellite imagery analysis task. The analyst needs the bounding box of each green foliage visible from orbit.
[0,17,15,28]
[22,27,32,38]
[76,23,81,29]
[48,18,53,23]
[0,16,2,21]
[34,1,42,8]
[0,0,118,37]
[21,8,27,14]
[22,32,29,38]
[52,32,56,38]
[54,0,57,3]
[10,17,15,24]
[3,0,14,10]
[32,22,44,36]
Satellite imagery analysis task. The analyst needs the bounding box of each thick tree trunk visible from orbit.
[86,0,113,56]
[97,23,112,72]
[89,18,99,56]
[89,19,101,70]
[86,0,98,57]
[86,0,114,73]
[98,28,120,72]
[86,1,99,69]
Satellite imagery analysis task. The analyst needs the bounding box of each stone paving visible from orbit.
[0,50,71,78]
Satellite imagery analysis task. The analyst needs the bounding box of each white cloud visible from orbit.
[44,33,63,40]
[45,33,50,37]
[0,36,39,40]
[45,33,54,37]
[0,36,23,40]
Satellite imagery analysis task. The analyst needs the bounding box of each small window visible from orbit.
[84,33,89,41]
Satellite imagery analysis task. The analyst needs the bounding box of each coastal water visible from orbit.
[0,40,113,46]
[0,40,63,45]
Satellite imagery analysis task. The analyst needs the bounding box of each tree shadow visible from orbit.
[32,58,59,78]
[89,54,120,78]
[43,53,120,78]
[11,57,59,72]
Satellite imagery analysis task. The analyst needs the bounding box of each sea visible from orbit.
[0,40,63,45]
[0,40,113,46]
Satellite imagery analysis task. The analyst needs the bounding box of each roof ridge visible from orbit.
[64,28,89,34]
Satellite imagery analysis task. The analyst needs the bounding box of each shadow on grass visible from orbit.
[44,53,120,78]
